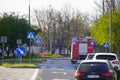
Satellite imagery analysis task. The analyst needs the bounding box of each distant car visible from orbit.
[85,53,120,79]
[74,60,117,80]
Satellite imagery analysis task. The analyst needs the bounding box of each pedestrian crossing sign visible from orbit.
[36,38,42,44]
[104,42,109,48]
[27,32,34,39]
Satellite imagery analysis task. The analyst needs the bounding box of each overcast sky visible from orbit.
[0,0,101,16]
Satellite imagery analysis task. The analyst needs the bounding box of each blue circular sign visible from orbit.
[14,46,26,57]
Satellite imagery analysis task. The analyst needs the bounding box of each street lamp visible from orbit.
[49,5,52,53]
[28,0,31,63]
[106,0,112,52]
[103,0,105,15]
[29,0,30,29]
[109,4,112,53]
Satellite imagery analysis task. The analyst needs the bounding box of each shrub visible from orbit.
[51,54,62,58]
[41,51,62,58]
[41,51,51,58]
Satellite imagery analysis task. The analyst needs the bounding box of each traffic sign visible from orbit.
[27,32,34,39]
[14,50,18,56]
[19,46,26,54]
[36,38,42,44]
[1,36,7,43]
[17,39,22,44]
[104,42,109,48]
[14,46,26,57]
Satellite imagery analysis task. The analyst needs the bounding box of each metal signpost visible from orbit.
[35,37,42,60]
[17,39,22,47]
[27,32,34,63]
[1,36,7,63]
[14,46,26,63]
[104,42,109,52]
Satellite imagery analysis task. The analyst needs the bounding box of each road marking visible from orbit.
[52,79,69,80]
[30,69,39,80]
[39,77,44,80]
[52,71,67,75]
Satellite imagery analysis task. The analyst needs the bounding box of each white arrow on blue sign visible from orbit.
[27,32,34,39]
[14,46,26,57]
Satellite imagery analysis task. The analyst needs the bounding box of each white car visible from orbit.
[85,52,120,79]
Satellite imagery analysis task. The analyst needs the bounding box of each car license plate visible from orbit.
[87,75,100,78]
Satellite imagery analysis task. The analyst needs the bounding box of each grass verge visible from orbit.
[0,53,65,68]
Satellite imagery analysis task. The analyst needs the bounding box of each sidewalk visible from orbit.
[0,66,39,80]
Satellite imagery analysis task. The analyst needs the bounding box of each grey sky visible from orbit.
[0,0,101,16]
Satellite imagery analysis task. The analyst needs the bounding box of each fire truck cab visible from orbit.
[71,37,94,64]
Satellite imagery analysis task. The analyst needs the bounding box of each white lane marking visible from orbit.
[52,79,69,80]
[39,77,44,80]
[52,72,67,74]
[30,69,39,80]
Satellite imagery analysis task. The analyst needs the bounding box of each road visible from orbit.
[36,57,79,80]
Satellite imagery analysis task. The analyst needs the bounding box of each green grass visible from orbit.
[2,63,36,67]
[0,58,44,67]
[0,53,65,68]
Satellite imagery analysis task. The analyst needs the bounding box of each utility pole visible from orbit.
[103,0,105,15]
[49,5,52,53]
[28,0,31,63]
[106,0,112,52]
[109,0,112,53]
[29,0,30,29]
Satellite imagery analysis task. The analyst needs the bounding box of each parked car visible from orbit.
[85,53,120,79]
[74,60,117,80]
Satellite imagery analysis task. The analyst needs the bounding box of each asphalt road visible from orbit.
[35,57,79,80]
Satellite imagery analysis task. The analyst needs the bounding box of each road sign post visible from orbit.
[104,42,109,52]
[14,46,26,64]
[29,39,32,63]
[1,36,7,63]
[27,32,34,63]
[17,39,22,47]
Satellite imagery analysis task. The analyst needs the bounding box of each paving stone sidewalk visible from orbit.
[0,66,37,80]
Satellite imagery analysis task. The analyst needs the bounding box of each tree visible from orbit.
[34,6,90,53]
[0,12,39,48]
[70,12,90,37]
[90,10,120,53]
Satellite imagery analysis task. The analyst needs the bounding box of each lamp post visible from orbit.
[109,0,113,53]
[29,0,30,29]
[29,0,31,63]
[109,4,112,53]
[49,5,52,53]
[103,0,105,15]
[106,0,112,52]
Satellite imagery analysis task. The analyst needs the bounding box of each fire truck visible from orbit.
[71,37,95,64]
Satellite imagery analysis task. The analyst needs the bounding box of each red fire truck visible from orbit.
[71,37,95,63]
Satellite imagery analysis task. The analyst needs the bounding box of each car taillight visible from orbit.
[74,72,84,77]
[102,72,112,77]
[112,61,119,64]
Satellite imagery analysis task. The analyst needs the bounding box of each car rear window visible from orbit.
[79,62,109,72]
[96,55,116,60]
